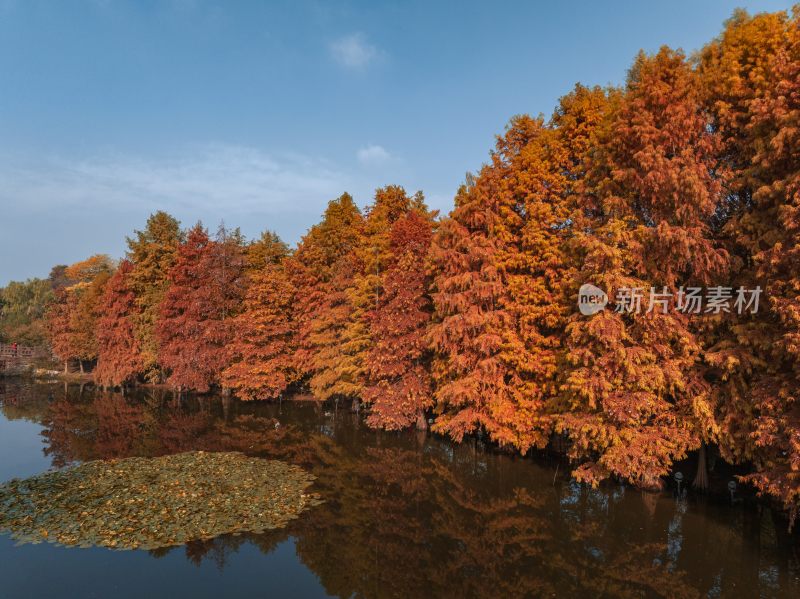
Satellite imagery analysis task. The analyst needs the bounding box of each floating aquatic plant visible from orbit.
[0,451,322,551]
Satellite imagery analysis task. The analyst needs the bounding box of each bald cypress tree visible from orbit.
[126,211,183,382]
[699,10,800,518]
[222,232,296,400]
[559,48,728,489]
[290,193,364,400]
[95,260,142,387]
[364,209,435,429]
[157,224,246,393]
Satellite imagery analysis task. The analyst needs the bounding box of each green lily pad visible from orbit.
[0,451,322,551]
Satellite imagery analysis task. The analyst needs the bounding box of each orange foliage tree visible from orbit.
[341,186,426,407]
[290,193,364,401]
[699,9,800,518]
[222,232,297,400]
[46,255,114,374]
[559,48,729,489]
[427,173,514,445]
[741,14,800,518]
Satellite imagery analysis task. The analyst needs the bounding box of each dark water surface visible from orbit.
[0,381,798,598]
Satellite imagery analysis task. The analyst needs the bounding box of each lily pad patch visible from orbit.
[0,451,322,551]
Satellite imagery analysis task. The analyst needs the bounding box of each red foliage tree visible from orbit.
[95,260,142,387]
[341,186,425,405]
[157,224,246,393]
[364,210,434,430]
[46,287,78,373]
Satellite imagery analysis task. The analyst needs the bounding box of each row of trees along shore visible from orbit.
[2,7,799,520]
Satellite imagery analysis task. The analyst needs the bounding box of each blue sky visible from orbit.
[0,0,795,284]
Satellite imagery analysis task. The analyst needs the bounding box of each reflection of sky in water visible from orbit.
[0,416,50,481]
[0,404,331,598]
[708,572,723,598]
[760,565,779,590]
[666,496,687,571]
[0,535,329,599]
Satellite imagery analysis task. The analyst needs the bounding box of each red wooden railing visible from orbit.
[0,344,52,373]
[0,344,36,359]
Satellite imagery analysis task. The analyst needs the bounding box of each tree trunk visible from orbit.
[693,442,709,491]
[416,411,428,430]
[79,360,84,374]
[222,395,231,421]
[64,360,69,374]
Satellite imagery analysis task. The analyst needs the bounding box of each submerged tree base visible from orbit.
[0,451,322,551]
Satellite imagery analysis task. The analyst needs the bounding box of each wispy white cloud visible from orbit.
[357,144,391,166]
[330,33,381,69]
[0,144,350,215]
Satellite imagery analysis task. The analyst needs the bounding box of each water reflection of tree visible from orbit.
[42,387,163,466]
[0,379,54,424]
[294,442,702,598]
[3,384,798,597]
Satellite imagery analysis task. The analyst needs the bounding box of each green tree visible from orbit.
[126,211,184,381]
[0,278,54,345]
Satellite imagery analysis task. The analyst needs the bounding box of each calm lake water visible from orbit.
[0,380,798,598]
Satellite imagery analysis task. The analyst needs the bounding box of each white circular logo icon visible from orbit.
[578,283,608,316]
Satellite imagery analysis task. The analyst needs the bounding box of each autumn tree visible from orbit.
[70,268,112,373]
[46,288,78,373]
[45,255,114,374]
[698,7,791,209]
[63,254,114,283]
[364,209,435,429]
[95,260,143,387]
[742,11,800,519]
[157,223,246,393]
[126,211,183,381]
[290,193,364,400]
[698,8,800,518]
[427,167,522,446]
[427,98,606,452]
[246,230,290,272]
[493,90,609,452]
[335,186,434,407]
[558,48,728,489]
[222,232,297,400]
